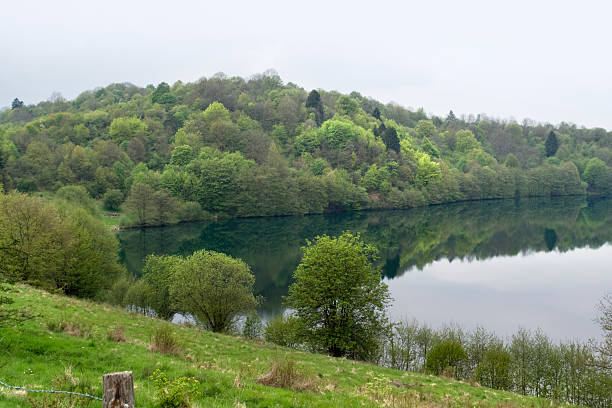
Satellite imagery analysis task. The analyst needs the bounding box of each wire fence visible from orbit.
[0,379,102,401]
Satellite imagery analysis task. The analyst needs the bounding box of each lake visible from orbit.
[118,196,612,341]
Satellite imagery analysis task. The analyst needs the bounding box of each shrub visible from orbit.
[256,358,317,392]
[424,340,466,377]
[103,189,123,211]
[264,314,304,348]
[107,325,127,342]
[242,310,263,339]
[150,326,180,356]
[150,369,200,408]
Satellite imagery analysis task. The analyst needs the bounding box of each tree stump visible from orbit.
[103,371,135,408]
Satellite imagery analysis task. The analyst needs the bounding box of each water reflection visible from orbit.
[118,197,612,338]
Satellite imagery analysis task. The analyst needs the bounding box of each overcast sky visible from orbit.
[2,0,611,129]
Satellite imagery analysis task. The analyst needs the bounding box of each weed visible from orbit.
[256,357,318,392]
[106,325,127,342]
[150,325,181,356]
[150,369,200,408]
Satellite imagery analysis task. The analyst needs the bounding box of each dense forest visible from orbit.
[1,71,611,225]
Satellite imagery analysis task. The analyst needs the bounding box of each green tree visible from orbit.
[170,250,259,332]
[424,340,467,378]
[415,120,437,140]
[103,189,124,211]
[124,182,156,225]
[455,129,481,152]
[545,130,559,157]
[141,254,182,320]
[109,117,147,143]
[382,127,400,153]
[286,232,391,359]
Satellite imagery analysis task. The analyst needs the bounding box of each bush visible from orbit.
[103,189,124,211]
[474,345,512,390]
[424,340,466,377]
[107,325,127,343]
[264,314,304,348]
[242,310,263,339]
[150,326,180,356]
[150,369,200,408]
[256,358,317,392]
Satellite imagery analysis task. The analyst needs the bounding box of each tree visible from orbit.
[425,340,467,378]
[11,98,24,110]
[455,129,482,152]
[103,189,124,211]
[286,232,391,359]
[305,90,321,109]
[109,117,147,143]
[124,182,156,225]
[545,131,559,157]
[382,127,400,153]
[140,254,182,320]
[170,250,259,332]
[372,107,381,120]
[446,110,456,122]
[596,293,612,368]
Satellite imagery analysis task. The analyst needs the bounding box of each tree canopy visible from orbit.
[286,232,391,359]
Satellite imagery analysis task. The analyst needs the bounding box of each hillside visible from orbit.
[1,72,611,227]
[0,284,568,408]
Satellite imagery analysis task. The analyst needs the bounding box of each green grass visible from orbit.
[0,285,573,408]
[96,201,126,229]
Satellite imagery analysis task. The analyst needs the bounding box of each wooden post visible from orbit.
[102,371,135,408]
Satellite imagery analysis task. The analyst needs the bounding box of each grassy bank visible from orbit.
[0,285,572,407]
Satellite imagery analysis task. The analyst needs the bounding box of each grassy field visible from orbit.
[0,285,574,408]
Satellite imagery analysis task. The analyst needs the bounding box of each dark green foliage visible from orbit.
[382,126,400,153]
[305,90,321,109]
[103,188,123,211]
[151,82,177,107]
[545,130,559,157]
[286,232,391,360]
[372,107,381,120]
[424,340,466,377]
[11,98,24,110]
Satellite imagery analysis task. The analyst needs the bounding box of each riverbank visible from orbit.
[0,284,569,408]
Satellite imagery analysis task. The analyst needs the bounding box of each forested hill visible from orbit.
[1,71,611,226]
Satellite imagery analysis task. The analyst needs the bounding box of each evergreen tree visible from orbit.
[372,107,381,120]
[11,98,24,110]
[545,131,559,157]
[446,110,456,122]
[382,126,400,153]
[305,90,321,108]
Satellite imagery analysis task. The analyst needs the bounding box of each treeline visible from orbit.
[380,322,611,407]
[1,72,611,225]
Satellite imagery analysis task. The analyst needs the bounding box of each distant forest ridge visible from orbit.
[1,71,611,226]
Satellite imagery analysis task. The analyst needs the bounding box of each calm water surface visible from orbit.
[118,197,612,341]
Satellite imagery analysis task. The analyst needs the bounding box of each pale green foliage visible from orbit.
[413,151,442,186]
[455,129,482,153]
[109,117,147,143]
[415,120,437,140]
[335,95,360,116]
[150,369,200,408]
[170,250,259,332]
[360,164,390,192]
[286,232,391,360]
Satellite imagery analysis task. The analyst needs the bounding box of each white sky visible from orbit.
[2,0,612,129]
